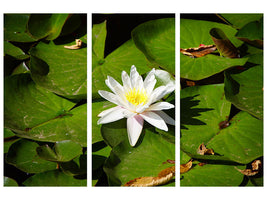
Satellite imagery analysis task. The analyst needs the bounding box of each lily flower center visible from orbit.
[125,88,148,106]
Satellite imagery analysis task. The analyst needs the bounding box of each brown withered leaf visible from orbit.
[210,28,239,58]
[180,159,193,174]
[197,143,214,155]
[180,44,217,58]
[186,80,196,87]
[235,160,262,176]
[124,165,175,187]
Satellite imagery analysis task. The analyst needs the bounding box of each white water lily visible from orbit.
[97,65,175,146]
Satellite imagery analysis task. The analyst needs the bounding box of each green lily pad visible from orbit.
[220,14,263,29]
[60,153,87,176]
[23,170,86,186]
[4,177,19,186]
[4,128,20,154]
[4,14,37,42]
[4,41,29,60]
[208,111,263,164]
[92,20,107,70]
[180,19,247,80]
[4,73,86,146]
[27,14,69,40]
[30,38,87,99]
[236,17,263,41]
[181,163,245,186]
[92,39,151,99]
[180,84,231,159]
[37,140,83,162]
[132,18,175,75]
[224,64,263,119]
[104,129,175,186]
[11,61,30,75]
[6,139,57,173]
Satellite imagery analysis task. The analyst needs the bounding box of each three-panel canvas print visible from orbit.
[3,13,263,187]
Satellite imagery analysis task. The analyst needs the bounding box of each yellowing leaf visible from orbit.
[124,165,175,187]
[197,143,214,155]
[180,159,193,174]
[235,159,262,176]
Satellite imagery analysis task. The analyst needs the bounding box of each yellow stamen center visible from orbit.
[125,88,148,106]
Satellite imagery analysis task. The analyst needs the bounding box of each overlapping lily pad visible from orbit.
[6,139,57,173]
[132,18,175,74]
[181,84,231,157]
[23,170,86,186]
[181,163,245,186]
[180,19,247,80]
[4,73,86,146]
[220,14,263,29]
[104,129,175,186]
[27,14,69,40]
[225,64,263,119]
[30,38,87,99]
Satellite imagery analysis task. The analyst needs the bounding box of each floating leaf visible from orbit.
[180,19,247,80]
[27,14,69,40]
[180,44,217,58]
[37,140,83,162]
[124,165,175,187]
[210,28,239,58]
[180,159,193,174]
[6,139,57,173]
[181,163,245,186]
[4,177,19,186]
[219,14,263,29]
[235,160,262,176]
[132,18,175,74]
[4,73,86,146]
[4,41,29,60]
[30,38,87,99]
[23,170,86,186]
[104,129,175,186]
[225,64,263,119]
[4,128,20,154]
[4,14,37,42]
[197,143,214,155]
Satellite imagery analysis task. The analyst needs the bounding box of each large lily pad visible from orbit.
[6,139,57,173]
[4,73,86,146]
[224,64,263,119]
[181,163,245,186]
[27,14,69,40]
[23,170,86,186]
[181,84,231,158]
[104,129,175,186]
[208,111,263,164]
[4,14,37,42]
[37,140,83,162]
[180,19,247,80]
[132,18,175,74]
[30,38,87,99]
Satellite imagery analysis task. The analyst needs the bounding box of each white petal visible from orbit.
[154,111,175,125]
[106,76,124,98]
[98,90,120,105]
[97,107,125,124]
[140,111,168,131]
[144,68,156,95]
[98,106,121,117]
[130,65,139,88]
[127,115,144,146]
[121,71,131,91]
[146,102,174,111]
[123,109,136,118]
[149,84,175,104]
[135,75,144,90]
